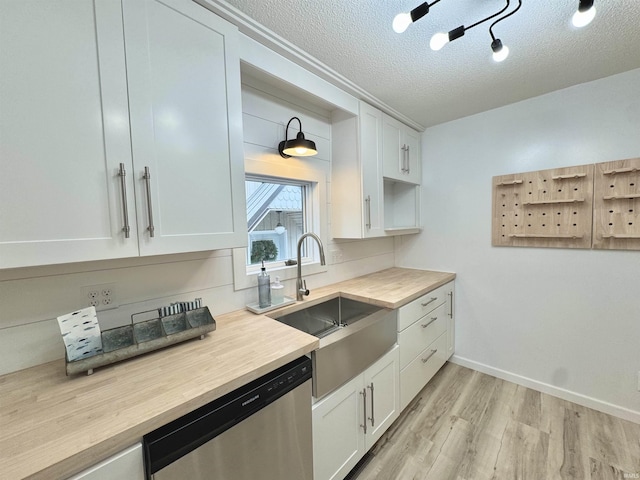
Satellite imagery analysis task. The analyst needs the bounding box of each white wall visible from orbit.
[0,79,394,376]
[395,68,640,422]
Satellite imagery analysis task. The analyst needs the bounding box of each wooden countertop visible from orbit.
[0,267,454,479]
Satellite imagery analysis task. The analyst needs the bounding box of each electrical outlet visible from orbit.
[82,283,118,311]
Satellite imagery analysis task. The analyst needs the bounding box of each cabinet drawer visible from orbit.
[397,284,447,331]
[399,333,447,411]
[398,303,446,370]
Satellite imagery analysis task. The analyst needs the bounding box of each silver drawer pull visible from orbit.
[360,389,367,434]
[421,317,437,328]
[118,163,130,239]
[421,349,438,363]
[367,382,375,427]
[421,297,438,307]
[143,166,155,237]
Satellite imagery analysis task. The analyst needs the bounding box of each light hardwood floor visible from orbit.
[355,363,640,480]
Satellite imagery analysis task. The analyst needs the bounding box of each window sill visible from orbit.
[232,251,328,291]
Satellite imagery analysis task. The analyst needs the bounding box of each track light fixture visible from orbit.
[429,0,510,52]
[572,0,596,27]
[278,117,317,158]
[489,0,522,62]
[395,0,597,62]
[393,0,442,33]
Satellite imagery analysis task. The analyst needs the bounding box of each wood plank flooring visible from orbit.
[355,363,640,480]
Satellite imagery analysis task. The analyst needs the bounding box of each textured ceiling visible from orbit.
[220,0,640,128]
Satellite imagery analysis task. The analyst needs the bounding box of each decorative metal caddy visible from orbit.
[65,304,216,376]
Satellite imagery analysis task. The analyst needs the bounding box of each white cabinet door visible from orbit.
[382,114,421,185]
[312,375,365,480]
[123,0,246,256]
[363,345,400,448]
[359,102,386,238]
[331,103,385,239]
[67,443,144,480]
[0,0,139,268]
[312,346,399,480]
[402,126,422,184]
[400,333,448,411]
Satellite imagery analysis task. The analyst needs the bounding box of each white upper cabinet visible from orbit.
[0,0,246,269]
[123,0,246,256]
[382,114,422,184]
[331,102,385,239]
[0,1,139,268]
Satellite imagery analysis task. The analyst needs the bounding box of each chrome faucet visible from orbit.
[296,232,326,300]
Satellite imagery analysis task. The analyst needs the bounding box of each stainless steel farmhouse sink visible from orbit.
[269,297,397,398]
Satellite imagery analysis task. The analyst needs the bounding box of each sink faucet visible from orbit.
[296,232,326,300]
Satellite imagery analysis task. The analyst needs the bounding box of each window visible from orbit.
[232,158,328,291]
[245,177,309,267]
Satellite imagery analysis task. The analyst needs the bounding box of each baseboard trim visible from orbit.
[449,355,640,425]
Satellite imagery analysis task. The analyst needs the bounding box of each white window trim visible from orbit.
[233,157,328,291]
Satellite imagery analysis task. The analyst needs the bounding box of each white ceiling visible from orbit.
[219,0,640,129]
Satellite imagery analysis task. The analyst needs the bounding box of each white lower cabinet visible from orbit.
[398,281,455,411]
[312,346,399,480]
[66,443,144,480]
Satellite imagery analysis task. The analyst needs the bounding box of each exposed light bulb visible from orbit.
[393,12,412,33]
[572,5,596,27]
[493,45,509,62]
[430,32,449,51]
[294,147,309,155]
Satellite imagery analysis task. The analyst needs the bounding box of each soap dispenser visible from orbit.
[257,261,271,308]
[271,276,284,305]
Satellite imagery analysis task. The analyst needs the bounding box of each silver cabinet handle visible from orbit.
[421,297,438,307]
[143,166,155,237]
[421,317,437,328]
[406,145,411,174]
[400,144,408,173]
[367,382,375,427]
[447,291,454,318]
[118,163,131,239]
[365,195,371,229]
[360,388,367,434]
[421,349,438,363]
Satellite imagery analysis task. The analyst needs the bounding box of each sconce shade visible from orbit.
[279,117,318,158]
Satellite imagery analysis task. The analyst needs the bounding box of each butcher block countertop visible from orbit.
[0,267,454,479]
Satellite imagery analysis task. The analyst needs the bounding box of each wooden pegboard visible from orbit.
[492,165,594,249]
[593,157,640,250]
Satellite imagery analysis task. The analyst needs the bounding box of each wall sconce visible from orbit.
[278,117,318,158]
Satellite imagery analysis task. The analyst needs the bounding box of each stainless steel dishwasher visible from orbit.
[143,356,312,480]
